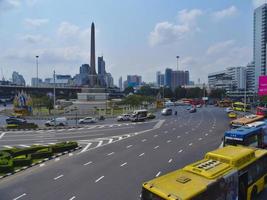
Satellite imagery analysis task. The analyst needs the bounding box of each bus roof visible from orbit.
[230,115,264,125]
[224,126,262,141]
[143,146,267,200]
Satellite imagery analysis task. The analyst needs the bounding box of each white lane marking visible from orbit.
[153,134,158,137]
[126,145,133,148]
[68,129,74,131]
[185,132,189,134]
[13,193,26,200]
[108,139,113,144]
[95,176,104,183]
[69,196,76,200]
[107,152,114,156]
[83,161,92,166]
[39,163,45,167]
[19,145,30,148]
[168,159,173,163]
[120,162,127,167]
[0,132,6,139]
[81,142,92,153]
[139,153,145,157]
[98,125,105,129]
[142,139,147,142]
[198,138,203,141]
[154,145,159,149]
[54,174,64,180]
[87,126,97,129]
[156,171,161,177]
[177,135,181,139]
[118,136,123,140]
[205,133,209,136]
[96,141,103,148]
[78,128,84,130]
[3,145,12,149]
[55,158,60,162]
[178,149,183,153]
[167,140,171,143]
[164,131,168,134]
[69,153,73,157]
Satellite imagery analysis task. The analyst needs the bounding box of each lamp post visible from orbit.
[176,56,180,71]
[35,56,39,87]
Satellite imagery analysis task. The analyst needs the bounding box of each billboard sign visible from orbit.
[258,76,267,96]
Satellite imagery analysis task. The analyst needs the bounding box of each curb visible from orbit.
[0,146,82,180]
[0,126,85,132]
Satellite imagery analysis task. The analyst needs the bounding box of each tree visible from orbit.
[124,86,134,95]
[159,87,173,99]
[209,89,226,99]
[174,86,186,99]
[138,85,158,96]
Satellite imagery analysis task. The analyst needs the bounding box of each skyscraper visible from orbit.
[119,76,123,91]
[254,4,267,90]
[89,22,97,87]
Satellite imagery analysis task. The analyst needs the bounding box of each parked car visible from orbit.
[225,107,233,113]
[147,113,156,119]
[45,117,68,126]
[78,117,96,124]
[161,108,172,116]
[228,112,237,118]
[117,114,131,121]
[189,108,197,113]
[6,117,27,125]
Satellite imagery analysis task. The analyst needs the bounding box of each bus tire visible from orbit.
[251,186,258,200]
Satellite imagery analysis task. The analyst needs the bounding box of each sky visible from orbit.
[0,0,266,85]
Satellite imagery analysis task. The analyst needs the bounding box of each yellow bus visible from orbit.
[230,114,264,128]
[141,146,267,200]
[232,102,251,112]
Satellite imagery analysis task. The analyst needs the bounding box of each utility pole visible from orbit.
[53,70,56,127]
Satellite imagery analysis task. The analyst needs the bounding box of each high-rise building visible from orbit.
[254,4,267,90]
[12,71,25,86]
[126,75,142,87]
[246,62,255,92]
[227,67,247,90]
[171,70,189,89]
[119,76,123,91]
[156,71,165,87]
[165,68,172,88]
[98,56,106,75]
[208,70,232,92]
[31,78,42,87]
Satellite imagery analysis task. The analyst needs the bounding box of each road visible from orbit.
[0,106,265,200]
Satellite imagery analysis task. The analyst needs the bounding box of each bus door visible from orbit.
[238,171,248,200]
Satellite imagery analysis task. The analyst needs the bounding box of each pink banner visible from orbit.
[258,76,267,96]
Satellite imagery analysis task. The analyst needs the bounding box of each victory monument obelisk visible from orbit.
[89,22,97,87]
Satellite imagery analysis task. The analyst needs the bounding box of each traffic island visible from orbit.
[0,141,81,179]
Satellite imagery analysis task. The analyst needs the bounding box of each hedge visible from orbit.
[6,123,38,129]
[51,141,78,153]
[13,155,32,167]
[31,148,53,159]
[10,146,48,157]
[0,160,13,173]
[0,151,11,160]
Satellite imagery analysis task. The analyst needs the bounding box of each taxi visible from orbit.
[228,112,237,118]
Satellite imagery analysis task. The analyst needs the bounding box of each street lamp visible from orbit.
[176,56,180,71]
[35,56,39,88]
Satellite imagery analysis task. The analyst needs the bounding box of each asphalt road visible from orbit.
[0,106,265,200]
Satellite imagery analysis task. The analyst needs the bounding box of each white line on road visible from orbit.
[168,159,173,163]
[81,142,92,153]
[205,133,209,136]
[167,140,171,143]
[153,134,158,137]
[13,193,26,200]
[139,153,145,157]
[69,196,76,200]
[54,174,64,180]
[96,141,103,148]
[39,163,45,167]
[0,132,6,139]
[120,162,127,167]
[108,138,113,144]
[198,138,203,141]
[178,149,183,153]
[142,139,147,142]
[55,158,60,162]
[126,145,133,148]
[154,145,159,149]
[177,135,181,139]
[83,161,92,166]
[189,143,193,146]
[107,152,114,156]
[95,176,104,183]
[164,131,168,134]
[156,171,161,177]
[19,145,30,148]
[3,145,12,149]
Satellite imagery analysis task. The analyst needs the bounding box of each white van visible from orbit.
[45,117,68,126]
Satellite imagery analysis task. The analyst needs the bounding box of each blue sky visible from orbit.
[0,0,265,85]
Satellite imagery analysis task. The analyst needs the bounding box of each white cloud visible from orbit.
[57,22,80,38]
[24,18,49,28]
[252,0,266,8]
[0,0,20,11]
[213,6,238,20]
[206,40,235,55]
[20,34,50,44]
[149,9,203,46]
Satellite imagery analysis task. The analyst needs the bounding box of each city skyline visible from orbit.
[0,0,263,85]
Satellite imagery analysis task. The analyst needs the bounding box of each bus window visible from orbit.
[244,135,259,148]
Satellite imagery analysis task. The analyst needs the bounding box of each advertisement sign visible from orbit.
[258,76,267,96]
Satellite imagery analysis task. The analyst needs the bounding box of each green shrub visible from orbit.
[31,148,53,159]
[6,123,38,130]
[0,160,13,173]
[6,124,18,129]
[50,141,78,153]
[11,146,47,157]
[0,151,11,160]
[0,159,9,165]
[13,155,32,167]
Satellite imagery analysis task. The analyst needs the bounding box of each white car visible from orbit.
[225,107,233,113]
[78,117,96,124]
[45,117,68,126]
[117,114,131,121]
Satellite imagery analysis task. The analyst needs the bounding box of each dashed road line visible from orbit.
[178,149,183,153]
[95,176,104,183]
[168,159,173,163]
[156,171,161,177]
[142,139,147,142]
[153,134,158,137]
[13,193,26,200]
[107,152,114,156]
[154,145,159,149]
[69,196,76,200]
[120,162,127,167]
[54,174,64,180]
[167,140,171,143]
[126,145,133,148]
[139,153,145,157]
[83,161,92,166]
